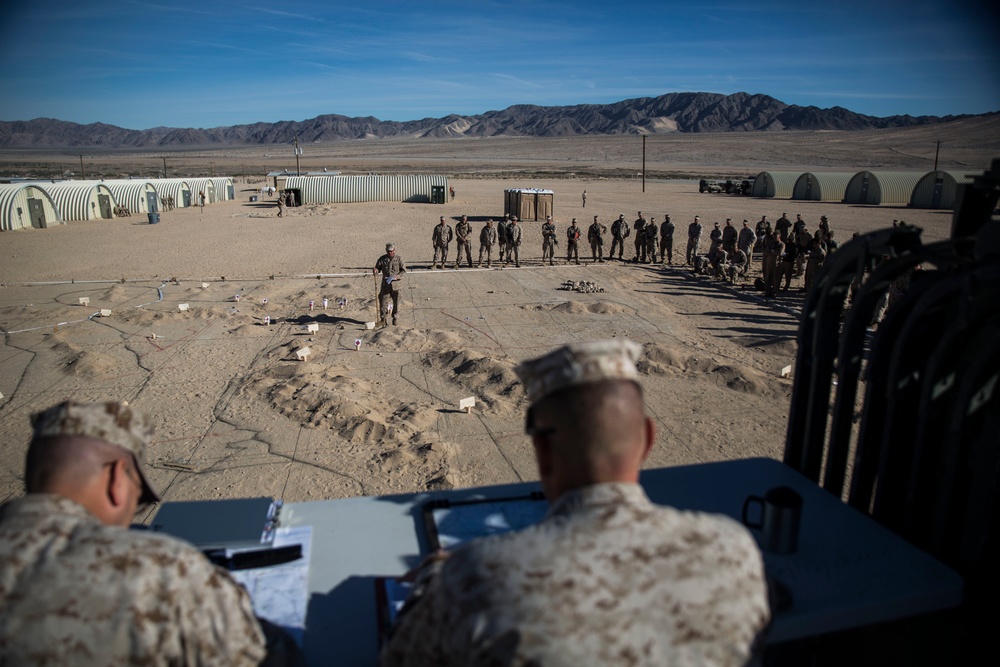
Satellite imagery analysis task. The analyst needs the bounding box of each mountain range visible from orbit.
[0,92,989,149]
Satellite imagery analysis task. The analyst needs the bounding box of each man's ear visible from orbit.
[107,457,132,509]
[641,417,656,463]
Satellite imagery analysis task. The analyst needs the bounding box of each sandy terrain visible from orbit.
[0,132,990,517]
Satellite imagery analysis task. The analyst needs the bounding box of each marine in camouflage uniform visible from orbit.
[659,215,674,264]
[431,217,453,269]
[380,340,770,667]
[721,219,738,256]
[738,220,758,271]
[505,218,522,267]
[587,216,607,263]
[375,242,407,326]
[454,215,473,268]
[644,216,658,263]
[686,216,703,265]
[541,216,557,266]
[478,220,497,268]
[609,214,629,260]
[566,219,581,265]
[496,215,510,259]
[0,401,300,666]
[632,211,647,263]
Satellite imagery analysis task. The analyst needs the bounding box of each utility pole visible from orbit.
[934,140,942,172]
[80,155,85,180]
[293,137,301,176]
[642,135,646,193]
[162,157,167,178]
[210,161,215,177]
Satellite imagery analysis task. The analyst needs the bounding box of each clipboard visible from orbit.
[420,492,548,552]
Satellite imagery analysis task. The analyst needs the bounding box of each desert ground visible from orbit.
[0,129,995,519]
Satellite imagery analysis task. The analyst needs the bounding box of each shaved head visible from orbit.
[529,380,653,496]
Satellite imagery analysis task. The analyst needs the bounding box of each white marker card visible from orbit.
[459,397,476,410]
[296,347,311,360]
[306,323,319,333]
[78,297,90,306]
[100,309,112,317]
[178,303,189,311]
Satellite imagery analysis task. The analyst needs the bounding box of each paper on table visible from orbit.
[231,525,312,645]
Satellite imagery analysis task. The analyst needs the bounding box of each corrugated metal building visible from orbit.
[909,170,975,209]
[149,178,192,208]
[39,181,116,221]
[102,180,158,214]
[0,184,62,231]
[504,188,555,221]
[187,179,217,205]
[792,172,854,201]
[211,177,235,201]
[284,175,448,205]
[751,171,799,198]
[842,171,924,205]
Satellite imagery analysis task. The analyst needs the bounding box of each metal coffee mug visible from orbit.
[742,485,803,554]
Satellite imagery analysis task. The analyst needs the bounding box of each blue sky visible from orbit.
[1,0,997,130]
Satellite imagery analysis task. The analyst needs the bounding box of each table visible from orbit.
[273,457,962,664]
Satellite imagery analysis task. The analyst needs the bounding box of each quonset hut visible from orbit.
[284,175,448,205]
[35,181,116,221]
[792,172,854,201]
[842,171,924,205]
[909,170,975,210]
[751,171,799,198]
[187,179,217,205]
[0,183,62,230]
[102,180,158,214]
[211,177,235,201]
[149,178,192,208]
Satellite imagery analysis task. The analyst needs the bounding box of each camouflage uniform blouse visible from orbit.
[0,494,266,666]
[380,482,770,667]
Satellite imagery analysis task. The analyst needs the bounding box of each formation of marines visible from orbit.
[419,211,837,298]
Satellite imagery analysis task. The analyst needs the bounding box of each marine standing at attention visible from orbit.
[566,218,581,265]
[379,340,770,667]
[686,215,703,265]
[455,215,473,268]
[432,217,454,270]
[609,213,629,260]
[505,217,522,267]
[587,215,607,263]
[660,214,675,265]
[541,216,558,266]
[632,211,647,263]
[478,220,497,268]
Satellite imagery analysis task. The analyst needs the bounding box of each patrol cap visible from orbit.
[31,400,160,503]
[515,339,643,406]
[386,242,395,251]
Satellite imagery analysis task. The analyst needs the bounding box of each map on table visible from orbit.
[421,492,549,552]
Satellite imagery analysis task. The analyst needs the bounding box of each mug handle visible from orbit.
[742,495,764,529]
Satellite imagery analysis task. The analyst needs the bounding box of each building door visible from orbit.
[227,183,234,199]
[804,177,813,199]
[147,191,158,213]
[27,198,47,228]
[98,194,113,218]
[932,177,944,209]
[860,176,870,203]
[183,190,191,207]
